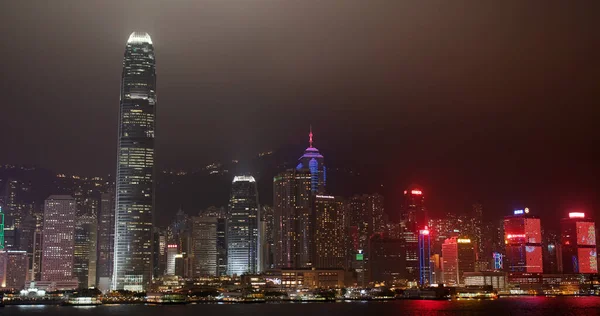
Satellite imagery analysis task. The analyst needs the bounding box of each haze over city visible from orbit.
[0,1,599,311]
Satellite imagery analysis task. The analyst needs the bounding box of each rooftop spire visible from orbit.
[309,125,313,148]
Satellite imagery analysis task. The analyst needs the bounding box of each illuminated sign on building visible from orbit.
[569,212,585,219]
[577,248,598,274]
[457,239,471,244]
[411,190,423,195]
[507,234,526,239]
[356,253,364,261]
[514,210,524,215]
[576,222,596,246]
[419,229,430,235]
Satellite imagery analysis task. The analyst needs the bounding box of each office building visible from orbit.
[166,244,178,276]
[97,192,114,291]
[418,227,432,286]
[296,127,326,194]
[192,214,218,277]
[0,250,28,290]
[42,195,76,282]
[442,237,476,286]
[560,212,597,274]
[313,195,345,269]
[369,234,405,284]
[503,208,543,273]
[227,176,260,275]
[113,32,157,291]
[401,188,426,283]
[74,215,97,288]
[273,169,312,269]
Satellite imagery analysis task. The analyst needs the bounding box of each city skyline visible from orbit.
[0,2,598,223]
[0,2,599,304]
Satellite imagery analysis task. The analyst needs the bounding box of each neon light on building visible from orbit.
[569,212,585,219]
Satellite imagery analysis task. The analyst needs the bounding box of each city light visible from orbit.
[514,209,524,215]
[457,239,471,243]
[420,229,430,235]
[569,212,585,219]
[411,190,423,195]
[507,234,526,239]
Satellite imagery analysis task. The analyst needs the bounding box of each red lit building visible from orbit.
[441,237,476,286]
[560,212,598,274]
[503,209,543,273]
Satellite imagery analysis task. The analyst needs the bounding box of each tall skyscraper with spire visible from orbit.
[113,32,156,291]
[297,127,326,194]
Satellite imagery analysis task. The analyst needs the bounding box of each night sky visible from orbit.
[1,1,599,223]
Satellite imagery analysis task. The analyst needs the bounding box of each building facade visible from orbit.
[442,237,476,286]
[97,192,114,291]
[503,209,543,273]
[42,195,76,282]
[192,214,218,277]
[227,176,260,275]
[313,195,345,269]
[0,250,28,290]
[73,214,97,288]
[113,32,157,291]
[560,212,597,274]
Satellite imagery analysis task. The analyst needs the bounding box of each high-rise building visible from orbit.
[401,188,426,283]
[262,205,275,269]
[543,230,562,274]
[273,169,312,269]
[153,228,167,277]
[74,215,97,288]
[166,244,178,276]
[217,217,227,275]
[418,227,432,286]
[313,195,345,269]
[42,195,76,282]
[227,176,260,275]
[369,234,405,285]
[560,212,597,274]
[296,127,326,194]
[346,194,386,265]
[503,208,543,273]
[113,32,157,291]
[472,203,484,259]
[192,214,218,277]
[0,250,28,290]
[97,193,114,291]
[441,237,476,286]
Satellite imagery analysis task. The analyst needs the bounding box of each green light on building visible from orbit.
[356,253,363,261]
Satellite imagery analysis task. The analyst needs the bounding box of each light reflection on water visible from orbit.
[3,297,600,316]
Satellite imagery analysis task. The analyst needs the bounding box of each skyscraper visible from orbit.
[0,206,4,250]
[42,195,76,282]
[97,192,114,291]
[560,212,597,274]
[113,32,156,291]
[296,127,326,194]
[227,176,260,275]
[313,195,345,269]
[401,188,426,283]
[442,237,476,286]
[273,169,312,269]
[418,227,432,286]
[192,214,218,277]
[503,208,543,273]
[73,214,97,288]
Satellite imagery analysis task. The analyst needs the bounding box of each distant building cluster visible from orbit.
[0,32,598,296]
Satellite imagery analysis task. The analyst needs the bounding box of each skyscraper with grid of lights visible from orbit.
[113,32,157,291]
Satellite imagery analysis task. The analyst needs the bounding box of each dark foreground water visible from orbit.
[4,297,600,316]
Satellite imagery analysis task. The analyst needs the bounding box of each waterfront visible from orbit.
[4,297,600,316]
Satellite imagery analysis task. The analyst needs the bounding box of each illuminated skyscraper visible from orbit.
[166,244,178,276]
[442,237,476,285]
[0,206,4,250]
[74,215,97,288]
[113,32,156,291]
[401,188,426,282]
[560,212,597,274]
[192,214,218,277]
[313,195,345,269]
[227,176,260,275]
[273,169,312,269]
[296,127,326,194]
[503,208,543,273]
[418,227,432,286]
[42,195,76,282]
[97,193,114,291]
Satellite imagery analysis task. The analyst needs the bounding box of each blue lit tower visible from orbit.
[113,32,157,291]
[418,227,432,286]
[296,127,326,194]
